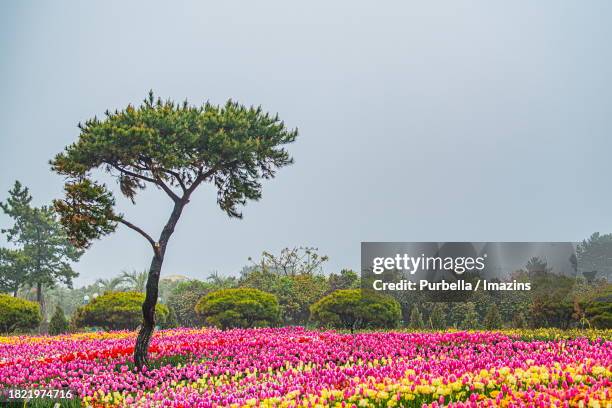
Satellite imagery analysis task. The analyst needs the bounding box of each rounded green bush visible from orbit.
[0,294,41,333]
[195,288,280,329]
[72,291,169,331]
[310,289,401,331]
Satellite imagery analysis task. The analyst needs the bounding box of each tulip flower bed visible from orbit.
[0,328,610,407]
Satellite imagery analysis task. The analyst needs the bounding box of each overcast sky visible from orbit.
[1,1,611,285]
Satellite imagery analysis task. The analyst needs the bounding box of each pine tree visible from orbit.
[408,306,424,329]
[0,248,28,296]
[1,181,82,309]
[49,305,69,335]
[51,93,297,369]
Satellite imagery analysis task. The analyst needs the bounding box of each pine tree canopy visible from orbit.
[51,92,298,250]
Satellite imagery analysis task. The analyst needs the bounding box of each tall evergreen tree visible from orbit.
[1,181,82,308]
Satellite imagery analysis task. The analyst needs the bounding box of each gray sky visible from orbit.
[1,1,611,286]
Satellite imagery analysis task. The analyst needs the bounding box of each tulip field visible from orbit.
[0,328,611,407]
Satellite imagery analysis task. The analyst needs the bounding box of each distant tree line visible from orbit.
[1,181,611,333]
[1,247,611,335]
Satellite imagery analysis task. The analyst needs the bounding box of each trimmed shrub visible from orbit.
[72,291,169,331]
[195,288,280,329]
[0,294,41,333]
[49,305,69,335]
[310,289,401,331]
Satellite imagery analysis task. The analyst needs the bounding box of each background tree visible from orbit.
[1,181,82,310]
[244,248,330,317]
[459,302,481,330]
[483,303,502,329]
[157,277,182,306]
[524,257,553,275]
[512,311,527,328]
[497,287,531,328]
[206,271,238,289]
[576,283,612,329]
[167,280,213,327]
[95,276,126,293]
[120,269,148,292]
[239,269,293,321]
[286,273,329,324]
[240,266,329,325]
[408,306,424,329]
[428,303,446,329]
[309,289,401,332]
[40,279,124,322]
[49,305,69,335]
[527,273,575,328]
[0,248,28,296]
[328,269,360,292]
[576,232,612,282]
[249,247,328,276]
[51,93,297,368]
[195,288,280,329]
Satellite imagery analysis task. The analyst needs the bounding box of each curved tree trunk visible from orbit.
[134,253,164,369]
[134,200,186,370]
